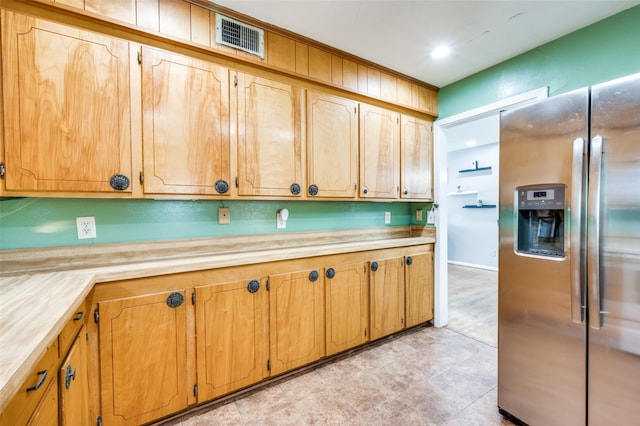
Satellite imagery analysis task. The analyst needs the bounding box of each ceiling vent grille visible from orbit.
[215,14,265,59]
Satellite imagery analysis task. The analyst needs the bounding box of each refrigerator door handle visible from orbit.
[588,135,604,329]
[570,137,585,323]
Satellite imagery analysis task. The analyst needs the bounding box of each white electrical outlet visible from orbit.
[416,209,423,222]
[384,211,391,224]
[427,210,435,225]
[76,216,96,239]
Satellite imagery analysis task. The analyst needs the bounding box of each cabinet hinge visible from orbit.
[137,51,142,65]
[233,74,238,87]
[96,416,103,426]
[93,308,99,323]
[194,384,198,397]
[267,360,271,371]
[139,171,144,184]
[0,162,5,179]
[266,280,270,291]
[192,292,196,305]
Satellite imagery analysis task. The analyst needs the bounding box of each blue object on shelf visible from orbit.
[463,204,496,208]
[458,160,492,173]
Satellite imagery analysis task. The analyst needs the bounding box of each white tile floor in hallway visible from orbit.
[162,264,511,426]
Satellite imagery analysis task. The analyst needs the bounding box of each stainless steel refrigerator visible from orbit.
[498,73,640,425]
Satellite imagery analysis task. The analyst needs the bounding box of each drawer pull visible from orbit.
[73,311,84,321]
[26,370,48,392]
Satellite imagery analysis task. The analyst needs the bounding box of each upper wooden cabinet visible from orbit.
[359,104,400,199]
[141,46,232,196]
[98,291,189,425]
[195,278,268,401]
[306,91,358,198]
[401,115,434,200]
[236,73,304,197]
[0,10,133,194]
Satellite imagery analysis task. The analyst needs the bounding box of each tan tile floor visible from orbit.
[167,265,511,425]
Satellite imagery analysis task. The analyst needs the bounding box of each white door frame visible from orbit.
[432,87,548,327]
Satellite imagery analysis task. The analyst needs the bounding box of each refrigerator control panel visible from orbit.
[518,187,565,210]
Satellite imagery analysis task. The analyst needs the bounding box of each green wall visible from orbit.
[438,5,640,119]
[0,198,430,250]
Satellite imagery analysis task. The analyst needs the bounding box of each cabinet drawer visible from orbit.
[0,340,59,426]
[58,309,85,358]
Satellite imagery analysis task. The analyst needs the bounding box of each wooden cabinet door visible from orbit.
[28,375,58,426]
[141,46,232,196]
[98,290,188,426]
[1,10,133,193]
[195,279,268,401]
[306,91,358,198]
[325,262,369,356]
[59,326,91,426]
[269,269,324,375]
[359,104,400,199]
[236,73,303,197]
[401,115,433,200]
[369,257,405,340]
[404,250,434,327]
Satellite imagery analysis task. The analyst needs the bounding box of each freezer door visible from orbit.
[498,88,588,425]
[588,73,640,425]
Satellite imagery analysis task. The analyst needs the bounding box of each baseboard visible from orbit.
[448,260,498,271]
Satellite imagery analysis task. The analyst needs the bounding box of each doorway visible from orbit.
[431,88,548,327]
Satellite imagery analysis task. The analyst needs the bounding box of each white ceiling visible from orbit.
[210,0,639,89]
[210,1,637,152]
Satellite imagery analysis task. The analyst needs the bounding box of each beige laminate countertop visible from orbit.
[0,231,435,413]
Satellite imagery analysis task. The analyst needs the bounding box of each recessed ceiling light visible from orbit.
[466,140,477,147]
[431,45,451,59]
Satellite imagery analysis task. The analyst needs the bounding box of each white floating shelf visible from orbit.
[447,190,478,196]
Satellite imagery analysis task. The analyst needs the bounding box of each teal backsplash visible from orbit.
[0,198,431,250]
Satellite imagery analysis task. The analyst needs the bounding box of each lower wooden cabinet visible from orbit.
[268,269,325,375]
[28,375,58,426]
[325,261,369,356]
[1,305,90,426]
[195,279,268,401]
[59,327,91,426]
[0,339,59,426]
[85,244,432,424]
[405,249,435,327]
[369,257,405,340]
[98,290,189,426]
